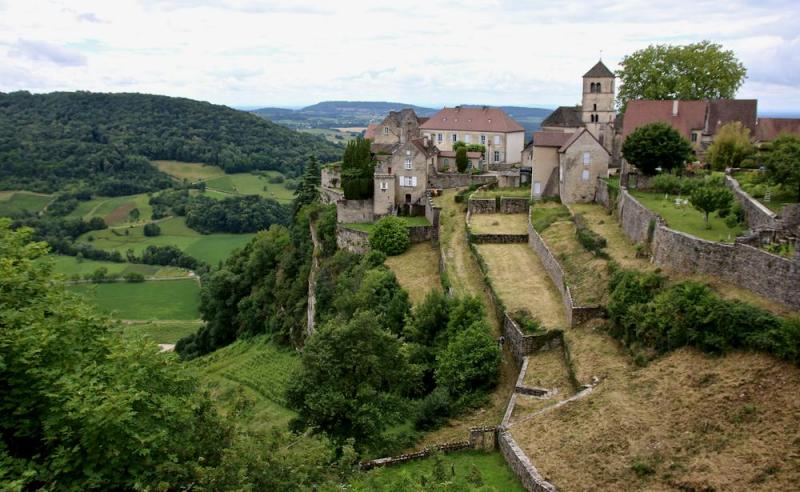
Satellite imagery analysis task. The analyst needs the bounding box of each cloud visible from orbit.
[77,12,104,23]
[8,39,87,67]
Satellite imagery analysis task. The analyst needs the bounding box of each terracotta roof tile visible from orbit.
[756,117,800,141]
[420,107,524,133]
[363,123,379,140]
[707,99,757,135]
[532,131,573,148]
[621,100,707,139]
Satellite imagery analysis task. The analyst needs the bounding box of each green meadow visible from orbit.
[47,255,189,278]
[68,279,200,320]
[0,191,53,216]
[121,320,203,344]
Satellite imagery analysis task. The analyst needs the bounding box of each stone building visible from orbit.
[373,137,438,216]
[420,107,525,166]
[366,108,428,146]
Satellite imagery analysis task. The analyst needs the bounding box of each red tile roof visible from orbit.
[621,100,707,140]
[363,123,379,140]
[420,107,524,133]
[706,99,757,135]
[531,131,573,148]
[756,117,800,142]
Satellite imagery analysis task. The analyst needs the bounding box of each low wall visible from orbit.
[502,313,563,365]
[335,226,369,254]
[408,225,434,243]
[595,178,611,209]
[468,198,497,214]
[321,187,344,205]
[336,198,374,224]
[425,191,441,244]
[725,174,778,230]
[470,233,529,244]
[616,189,661,244]
[501,197,530,214]
[498,431,556,492]
[429,172,497,189]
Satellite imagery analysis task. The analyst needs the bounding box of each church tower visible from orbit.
[581,60,616,149]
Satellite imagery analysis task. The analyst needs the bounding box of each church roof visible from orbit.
[531,131,573,148]
[583,60,615,78]
[540,106,583,128]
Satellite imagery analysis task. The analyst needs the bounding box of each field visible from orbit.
[204,171,295,203]
[631,190,745,243]
[342,216,430,233]
[469,213,529,235]
[191,337,300,433]
[68,279,200,320]
[121,320,202,344]
[299,127,361,144]
[67,193,153,226]
[47,255,190,278]
[152,160,226,181]
[352,451,524,491]
[77,216,254,265]
[384,243,441,305]
[0,191,53,216]
[474,243,567,329]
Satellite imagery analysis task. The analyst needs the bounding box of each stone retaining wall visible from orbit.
[335,198,374,223]
[502,313,563,365]
[725,174,778,230]
[616,189,661,244]
[501,197,530,214]
[408,225,434,244]
[470,233,529,244]
[425,191,441,244]
[498,431,556,492]
[320,187,344,205]
[335,226,369,254]
[429,172,497,189]
[468,198,497,214]
[595,178,611,209]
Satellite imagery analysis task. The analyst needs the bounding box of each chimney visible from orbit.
[672,100,679,116]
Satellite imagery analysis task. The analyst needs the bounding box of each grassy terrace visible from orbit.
[630,190,745,243]
[530,201,572,232]
[342,215,430,233]
[384,243,441,306]
[469,213,529,235]
[48,255,189,278]
[471,186,531,199]
[733,171,798,213]
[121,320,202,345]
[0,190,53,215]
[68,279,201,320]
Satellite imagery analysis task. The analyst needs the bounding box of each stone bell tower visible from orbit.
[581,60,616,150]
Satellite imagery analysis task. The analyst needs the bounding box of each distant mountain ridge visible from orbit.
[251,101,553,134]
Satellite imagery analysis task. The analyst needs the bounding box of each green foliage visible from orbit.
[622,123,694,175]
[456,147,469,173]
[122,271,145,282]
[649,173,697,195]
[616,41,747,111]
[412,387,453,431]
[369,216,411,256]
[707,122,756,171]
[0,91,341,194]
[511,309,543,334]
[574,213,608,257]
[404,289,452,346]
[530,203,571,232]
[142,222,161,236]
[435,321,501,394]
[690,183,733,226]
[342,138,375,200]
[294,155,322,214]
[762,134,800,201]
[185,194,289,233]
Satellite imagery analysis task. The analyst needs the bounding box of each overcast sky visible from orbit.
[1,0,798,112]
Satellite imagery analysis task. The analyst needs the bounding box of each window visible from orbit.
[388,166,392,174]
[404,158,412,170]
[480,134,486,145]
[581,170,590,181]
[383,127,389,135]
[452,133,457,143]
[583,152,591,165]
[493,135,501,145]
[593,103,597,111]
[437,133,443,143]
[596,83,601,92]
[465,134,471,143]
[406,150,411,155]
[443,158,449,165]
[559,164,564,183]
[533,182,541,195]
[493,151,500,162]
[691,132,698,143]
[380,181,388,191]
[400,176,417,187]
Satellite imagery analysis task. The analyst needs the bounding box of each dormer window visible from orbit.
[383,127,389,135]
[404,158,412,170]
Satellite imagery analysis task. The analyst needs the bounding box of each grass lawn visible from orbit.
[47,255,189,278]
[67,193,153,226]
[204,172,295,203]
[192,337,299,433]
[121,320,202,344]
[77,216,254,265]
[353,451,524,491]
[475,244,567,329]
[631,190,745,243]
[472,186,531,199]
[342,216,430,233]
[0,191,53,216]
[469,213,529,235]
[152,160,226,182]
[530,202,572,232]
[384,243,442,305]
[69,279,200,320]
[733,171,798,213]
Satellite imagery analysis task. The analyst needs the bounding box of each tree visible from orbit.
[294,155,322,213]
[128,207,140,221]
[456,147,469,173]
[762,134,800,201]
[707,122,755,171]
[369,216,410,255]
[341,137,375,200]
[143,222,161,236]
[617,41,747,111]
[286,311,412,450]
[690,184,733,227]
[622,123,693,175]
[435,321,501,394]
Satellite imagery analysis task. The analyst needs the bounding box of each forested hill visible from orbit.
[0,91,342,195]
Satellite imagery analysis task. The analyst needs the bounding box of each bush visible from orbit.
[649,174,697,195]
[143,223,161,237]
[456,147,468,173]
[435,321,500,394]
[621,122,694,175]
[123,272,145,283]
[511,309,542,334]
[413,387,453,430]
[574,214,608,257]
[368,216,410,256]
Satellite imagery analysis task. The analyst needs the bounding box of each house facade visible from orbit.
[372,137,437,216]
[420,107,525,166]
[367,108,428,146]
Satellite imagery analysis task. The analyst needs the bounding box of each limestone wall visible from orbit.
[408,225,434,244]
[321,187,344,205]
[725,174,778,230]
[321,166,341,189]
[336,199,374,224]
[497,431,556,492]
[429,172,497,189]
[425,192,441,244]
[616,189,661,244]
[335,226,369,254]
[468,198,497,214]
[595,177,611,209]
[500,197,530,214]
[470,233,529,244]
[502,313,563,365]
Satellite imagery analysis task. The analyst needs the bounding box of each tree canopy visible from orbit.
[706,121,756,171]
[341,138,375,200]
[762,134,800,200]
[617,41,747,111]
[622,122,694,175]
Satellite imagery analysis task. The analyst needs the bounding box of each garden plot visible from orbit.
[469,213,529,235]
[384,243,441,306]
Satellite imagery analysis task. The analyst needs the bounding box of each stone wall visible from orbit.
[616,189,661,244]
[497,431,556,492]
[335,226,369,254]
[425,192,441,244]
[408,225,434,243]
[500,197,530,214]
[595,177,611,209]
[321,166,341,189]
[725,174,778,230]
[470,233,529,244]
[468,198,497,214]
[320,187,343,205]
[335,198,374,224]
[429,172,497,189]
[502,313,563,365]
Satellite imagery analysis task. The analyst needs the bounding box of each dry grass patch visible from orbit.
[511,343,800,491]
[152,160,225,182]
[475,243,567,329]
[384,243,441,306]
[540,220,608,306]
[469,213,529,235]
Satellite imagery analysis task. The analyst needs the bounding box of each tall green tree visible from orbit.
[690,184,733,227]
[456,147,469,173]
[341,138,375,200]
[294,155,322,214]
[617,41,747,111]
[762,134,800,201]
[622,123,694,175]
[706,122,756,171]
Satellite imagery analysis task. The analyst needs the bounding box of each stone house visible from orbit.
[529,128,609,203]
[420,107,525,166]
[373,137,438,216]
[366,108,428,146]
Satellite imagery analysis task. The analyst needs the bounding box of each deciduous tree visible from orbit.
[762,134,800,201]
[622,123,693,175]
[690,184,733,227]
[707,122,755,171]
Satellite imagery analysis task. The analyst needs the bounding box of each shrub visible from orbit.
[574,214,608,257]
[368,216,410,256]
[123,272,145,283]
[512,309,543,334]
[649,174,697,195]
[413,387,453,430]
[143,223,161,237]
[456,147,468,173]
[435,321,501,394]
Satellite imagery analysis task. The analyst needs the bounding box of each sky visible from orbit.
[1,0,799,112]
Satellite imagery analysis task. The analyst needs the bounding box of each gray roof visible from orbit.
[541,106,584,128]
[583,60,614,78]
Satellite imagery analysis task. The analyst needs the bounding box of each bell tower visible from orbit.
[581,60,616,149]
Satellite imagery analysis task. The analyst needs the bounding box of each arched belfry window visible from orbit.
[596,82,602,93]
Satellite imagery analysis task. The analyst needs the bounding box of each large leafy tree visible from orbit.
[0,220,229,490]
[762,134,800,201]
[617,41,747,111]
[707,122,756,171]
[622,123,694,175]
[341,138,375,200]
[690,184,733,227]
[435,321,501,394]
